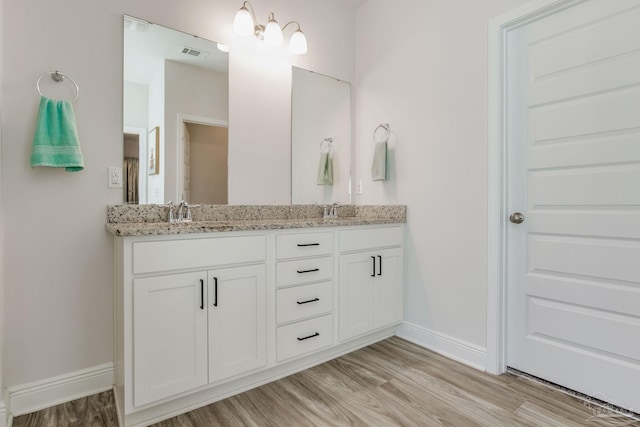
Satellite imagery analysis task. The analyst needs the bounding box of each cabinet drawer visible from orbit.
[339,226,403,253]
[133,235,266,274]
[276,257,333,288]
[276,281,333,324]
[276,232,333,260]
[277,315,333,362]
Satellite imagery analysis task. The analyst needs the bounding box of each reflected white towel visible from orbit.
[371,142,387,181]
[317,151,333,185]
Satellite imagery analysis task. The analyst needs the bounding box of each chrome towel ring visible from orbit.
[36,71,79,102]
[374,123,390,144]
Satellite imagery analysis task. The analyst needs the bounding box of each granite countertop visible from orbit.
[106,205,406,237]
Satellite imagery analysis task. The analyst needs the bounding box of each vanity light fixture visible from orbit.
[233,1,308,54]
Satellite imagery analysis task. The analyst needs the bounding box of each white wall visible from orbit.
[123,82,148,129]
[1,0,356,392]
[147,64,165,204]
[355,0,530,350]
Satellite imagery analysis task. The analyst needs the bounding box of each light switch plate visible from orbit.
[108,167,123,188]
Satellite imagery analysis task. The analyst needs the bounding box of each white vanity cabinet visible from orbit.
[113,222,404,427]
[115,234,268,414]
[274,231,335,362]
[207,264,266,383]
[133,271,208,407]
[339,226,404,341]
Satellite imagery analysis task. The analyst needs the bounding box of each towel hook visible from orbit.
[374,123,390,144]
[36,71,80,102]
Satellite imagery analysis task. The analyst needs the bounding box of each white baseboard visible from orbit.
[395,322,487,371]
[8,363,114,417]
[0,401,7,427]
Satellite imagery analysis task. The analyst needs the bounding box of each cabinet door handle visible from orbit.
[297,297,320,305]
[371,256,376,277]
[377,255,382,276]
[297,243,320,247]
[213,277,218,307]
[297,268,319,274]
[297,332,320,341]
[200,279,204,310]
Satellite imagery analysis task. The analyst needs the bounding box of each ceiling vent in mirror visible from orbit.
[180,46,210,59]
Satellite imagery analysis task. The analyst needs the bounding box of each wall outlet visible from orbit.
[108,167,123,188]
[357,179,363,195]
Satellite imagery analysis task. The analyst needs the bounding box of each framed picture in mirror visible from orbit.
[148,126,160,175]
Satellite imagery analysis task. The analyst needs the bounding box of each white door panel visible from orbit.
[530,86,640,143]
[528,131,640,169]
[525,0,640,48]
[507,0,640,412]
[530,165,640,207]
[530,51,640,107]
[528,297,640,361]
[528,274,640,318]
[530,6,640,79]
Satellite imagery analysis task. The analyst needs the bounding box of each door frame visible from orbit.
[486,0,584,375]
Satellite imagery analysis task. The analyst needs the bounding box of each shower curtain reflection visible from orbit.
[124,157,139,204]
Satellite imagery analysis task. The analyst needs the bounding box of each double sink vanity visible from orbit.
[107,204,406,426]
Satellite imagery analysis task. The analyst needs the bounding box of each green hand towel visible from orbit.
[30,96,84,172]
[371,141,388,181]
[316,151,333,185]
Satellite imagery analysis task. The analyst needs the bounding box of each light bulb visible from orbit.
[233,6,254,36]
[263,18,283,46]
[289,29,307,54]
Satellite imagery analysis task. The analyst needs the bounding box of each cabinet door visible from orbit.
[339,252,376,341]
[133,271,208,407]
[208,264,267,383]
[374,248,404,328]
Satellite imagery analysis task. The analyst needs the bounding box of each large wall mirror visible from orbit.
[123,15,229,204]
[291,67,352,204]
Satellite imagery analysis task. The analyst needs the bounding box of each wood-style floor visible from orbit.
[13,337,640,426]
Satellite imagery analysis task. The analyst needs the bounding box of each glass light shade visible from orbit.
[233,7,254,36]
[263,19,283,46]
[289,30,307,54]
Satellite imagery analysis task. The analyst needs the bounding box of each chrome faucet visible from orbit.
[166,200,200,223]
[167,201,177,223]
[330,202,341,218]
[324,202,340,219]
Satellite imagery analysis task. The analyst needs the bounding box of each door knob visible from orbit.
[509,212,525,224]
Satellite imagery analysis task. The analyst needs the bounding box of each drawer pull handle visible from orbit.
[371,256,376,277]
[200,279,204,310]
[297,268,319,274]
[297,297,320,305]
[297,332,320,341]
[213,277,218,307]
[377,255,382,276]
[297,243,320,247]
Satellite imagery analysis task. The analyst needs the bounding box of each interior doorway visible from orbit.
[123,126,148,204]
[177,115,229,204]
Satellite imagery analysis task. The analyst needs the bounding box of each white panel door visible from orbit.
[133,271,208,407]
[506,0,640,412]
[208,264,267,383]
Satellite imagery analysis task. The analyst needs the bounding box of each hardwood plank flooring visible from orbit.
[13,337,640,426]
